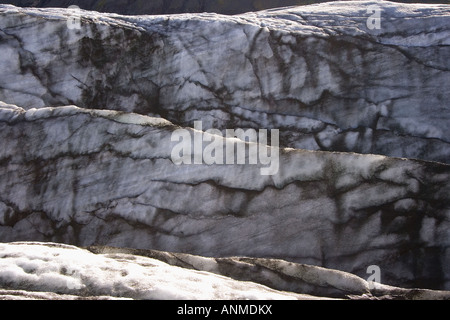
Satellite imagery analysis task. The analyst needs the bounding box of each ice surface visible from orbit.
[0,242,313,300]
[0,104,448,290]
[1,242,449,300]
[0,1,449,298]
[0,1,448,162]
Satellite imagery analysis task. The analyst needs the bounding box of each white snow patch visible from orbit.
[0,242,309,300]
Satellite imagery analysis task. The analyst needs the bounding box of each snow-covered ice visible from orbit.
[0,1,449,299]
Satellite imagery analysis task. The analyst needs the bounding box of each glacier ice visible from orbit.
[0,1,449,299]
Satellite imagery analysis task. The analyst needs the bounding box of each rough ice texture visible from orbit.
[1,242,449,300]
[0,1,449,162]
[0,1,449,298]
[0,104,449,291]
[0,242,308,300]
[0,0,447,15]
